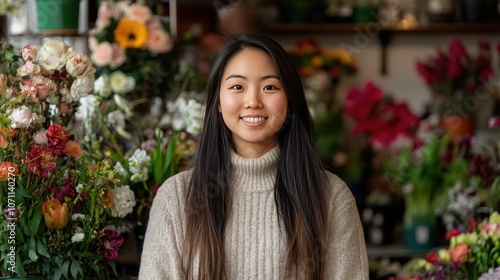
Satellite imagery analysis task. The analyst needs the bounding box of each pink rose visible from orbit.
[33,129,48,145]
[126,3,152,23]
[91,42,113,67]
[112,1,128,19]
[17,60,41,76]
[66,50,94,77]
[21,45,38,61]
[146,28,173,54]
[32,75,55,101]
[110,43,126,68]
[448,244,469,263]
[88,36,98,52]
[97,2,113,23]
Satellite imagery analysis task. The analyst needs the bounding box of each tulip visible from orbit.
[42,197,69,230]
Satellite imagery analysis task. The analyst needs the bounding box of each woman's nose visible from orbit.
[244,88,263,109]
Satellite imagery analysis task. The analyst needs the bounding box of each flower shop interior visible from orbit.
[1,0,500,279]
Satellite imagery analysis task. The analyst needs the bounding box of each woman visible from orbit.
[139,34,368,279]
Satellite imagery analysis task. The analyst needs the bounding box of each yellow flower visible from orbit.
[114,19,148,49]
[311,55,324,68]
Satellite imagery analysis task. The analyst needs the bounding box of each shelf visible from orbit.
[266,23,500,34]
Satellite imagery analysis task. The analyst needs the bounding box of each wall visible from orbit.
[271,32,500,144]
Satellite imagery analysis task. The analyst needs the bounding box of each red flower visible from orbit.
[425,252,439,264]
[46,124,69,155]
[98,230,124,260]
[489,117,500,128]
[344,81,383,135]
[23,145,56,178]
[448,244,470,263]
[445,228,461,240]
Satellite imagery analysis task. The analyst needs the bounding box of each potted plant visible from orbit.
[385,137,451,250]
[415,37,495,143]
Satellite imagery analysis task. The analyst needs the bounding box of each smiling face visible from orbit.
[219,47,288,158]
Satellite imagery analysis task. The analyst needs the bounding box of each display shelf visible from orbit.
[266,23,500,34]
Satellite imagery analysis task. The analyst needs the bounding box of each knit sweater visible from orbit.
[138,145,369,279]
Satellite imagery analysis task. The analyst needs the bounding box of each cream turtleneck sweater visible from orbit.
[138,145,368,279]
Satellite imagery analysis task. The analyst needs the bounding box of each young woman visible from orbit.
[138,34,368,279]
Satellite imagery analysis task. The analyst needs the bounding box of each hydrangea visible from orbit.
[162,92,205,135]
[109,185,136,218]
[479,267,500,280]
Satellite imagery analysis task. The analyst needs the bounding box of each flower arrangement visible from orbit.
[415,37,495,117]
[0,39,130,278]
[343,81,420,150]
[89,0,175,100]
[406,211,500,280]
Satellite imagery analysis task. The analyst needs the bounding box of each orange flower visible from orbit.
[1,127,17,138]
[101,191,114,209]
[448,243,469,263]
[0,133,8,149]
[42,197,69,230]
[0,162,18,181]
[114,19,148,49]
[65,141,83,158]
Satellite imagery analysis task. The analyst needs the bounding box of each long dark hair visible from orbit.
[181,34,327,280]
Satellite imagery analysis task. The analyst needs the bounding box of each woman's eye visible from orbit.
[263,85,277,91]
[230,85,243,90]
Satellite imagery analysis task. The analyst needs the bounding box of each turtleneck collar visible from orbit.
[230,144,279,193]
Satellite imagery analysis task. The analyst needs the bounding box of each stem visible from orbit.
[95,104,124,159]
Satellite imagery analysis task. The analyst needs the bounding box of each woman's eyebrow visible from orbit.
[224,74,280,81]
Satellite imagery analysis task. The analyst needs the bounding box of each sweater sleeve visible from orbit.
[323,173,369,280]
[138,176,185,279]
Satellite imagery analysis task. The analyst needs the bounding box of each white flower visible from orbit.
[94,74,112,98]
[114,161,128,178]
[33,129,48,145]
[163,92,205,135]
[75,95,96,121]
[68,73,95,103]
[109,71,135,95]
[65,50,95,77]
[76,184,83,193]
[17,60,41,76]
[128,149,150,183]
[71,213,86,221]
[107,110,126,129]
[9,105,32,128]
[71,232,85,243]
[109,185,136,218]
[36,39,70,72]
[402,183,413,195]
[479,267,500,280]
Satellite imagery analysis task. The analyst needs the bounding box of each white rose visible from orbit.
[71,214,86,221]
[9,106,32,128]
[37,39,70,72]
[94,74,112,98]
[68,74,95,103]
[66,50,95,77]
[33,129,48,145]
[109,71,135,95]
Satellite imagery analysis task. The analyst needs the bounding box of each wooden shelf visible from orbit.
[266,23,500,34]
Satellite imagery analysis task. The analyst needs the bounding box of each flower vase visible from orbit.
[36,0,80,36]
[441,116,475,143]
[403,223,436,251]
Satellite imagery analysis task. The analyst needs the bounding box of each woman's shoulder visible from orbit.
[322,171,357,204]
[153,169,193,208]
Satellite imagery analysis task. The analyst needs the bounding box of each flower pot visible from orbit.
[36,0,80,36]
[441,116,475,143]
[404,223,436,251]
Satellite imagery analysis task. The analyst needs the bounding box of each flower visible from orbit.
[0,39,124,278]
[42,198,69,230]
[109,185,136,218]
[98,229,124,260]
[416,37,494,116]
[114,19,148,49]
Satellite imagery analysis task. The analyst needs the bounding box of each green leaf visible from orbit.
[28,248,38,261]
[36,242,50,258]
[54,268,62,280]
[70,260,83,279]
[29,206,43,236]
[61,260,70,279]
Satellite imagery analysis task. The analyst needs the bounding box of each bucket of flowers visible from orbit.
[0,39,132,279]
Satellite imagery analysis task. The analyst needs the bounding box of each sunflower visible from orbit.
[114,19,148,49]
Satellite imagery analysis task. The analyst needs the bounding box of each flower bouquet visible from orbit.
[0,39,131,279]
[416,37,494,117]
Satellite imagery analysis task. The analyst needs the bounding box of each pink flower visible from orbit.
[46,125,69,154]
[146,27,173,54]
[126,3,152,23]
[98,230,124,260]
[90,42,113,67]
[489,117,500,128]
[110,43,126,68]
[448,243,470,263]
[21,45,38,61]
[23,145,56,178]
[33,129,48,145]
[344,81,383,135]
